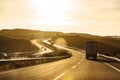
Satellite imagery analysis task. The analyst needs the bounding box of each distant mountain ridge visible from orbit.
[0,28,120,58]
[0,29,62,40]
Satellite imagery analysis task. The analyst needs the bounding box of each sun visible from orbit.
[30,0,73,26]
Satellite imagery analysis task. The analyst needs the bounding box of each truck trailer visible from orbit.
[86,42,98,60]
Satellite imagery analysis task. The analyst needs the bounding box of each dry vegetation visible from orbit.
[0,29,120,58]
[0,35,39,53]
[59,34,120,58]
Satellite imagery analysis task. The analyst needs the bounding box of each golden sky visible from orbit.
[0,0,120,36]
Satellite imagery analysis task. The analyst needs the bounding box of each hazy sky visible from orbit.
[0,0,120,36]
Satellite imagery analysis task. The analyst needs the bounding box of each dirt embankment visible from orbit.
[0,35,39,53]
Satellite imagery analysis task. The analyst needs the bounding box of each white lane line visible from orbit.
[78,62,80,64]
[72,65,77,69]
[72,58,84,69]
[104,62,120,73]
[78,58,84,65]
[54,73,65,80]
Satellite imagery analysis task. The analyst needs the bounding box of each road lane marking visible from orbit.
[72,65,77,69]
[78,62,80,64]
[54,73,65,80]
[104,62,120,73]
[78,58,84,65]
[72,57,85,69]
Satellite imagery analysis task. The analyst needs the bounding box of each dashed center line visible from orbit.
[72,58,84,69]
[78,62,80,64]
[72,65,77,69]
[78,58,84,65]
[54,73,65,80]
[54,57,84,80]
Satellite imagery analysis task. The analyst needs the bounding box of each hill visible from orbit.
[0,29,62,40]
[0,28,120,58]
[58,33,120,58]
[0,35,39,53]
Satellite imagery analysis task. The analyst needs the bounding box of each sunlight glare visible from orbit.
[31,0,73,19]
[31,0,73,25]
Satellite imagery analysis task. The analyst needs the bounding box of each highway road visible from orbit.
[0,45,120,80]
[31,40,53,55]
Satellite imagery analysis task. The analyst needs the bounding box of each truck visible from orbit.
[86,42,98,60]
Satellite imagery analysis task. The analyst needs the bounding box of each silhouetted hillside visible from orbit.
[0,29,62,40]
[106,36,120,41]
[0,35,39,53]
[0,28,120,58]
[59,33,120,58]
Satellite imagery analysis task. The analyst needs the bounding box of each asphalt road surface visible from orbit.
[0,45,120,80]
[31,40,53,54]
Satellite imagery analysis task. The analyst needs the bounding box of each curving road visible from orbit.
[0,44,120,80]
[31,40,53,55]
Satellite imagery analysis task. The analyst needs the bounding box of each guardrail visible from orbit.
[98,54,120,62]
[0,39,72,72]
[0,55,70,72]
